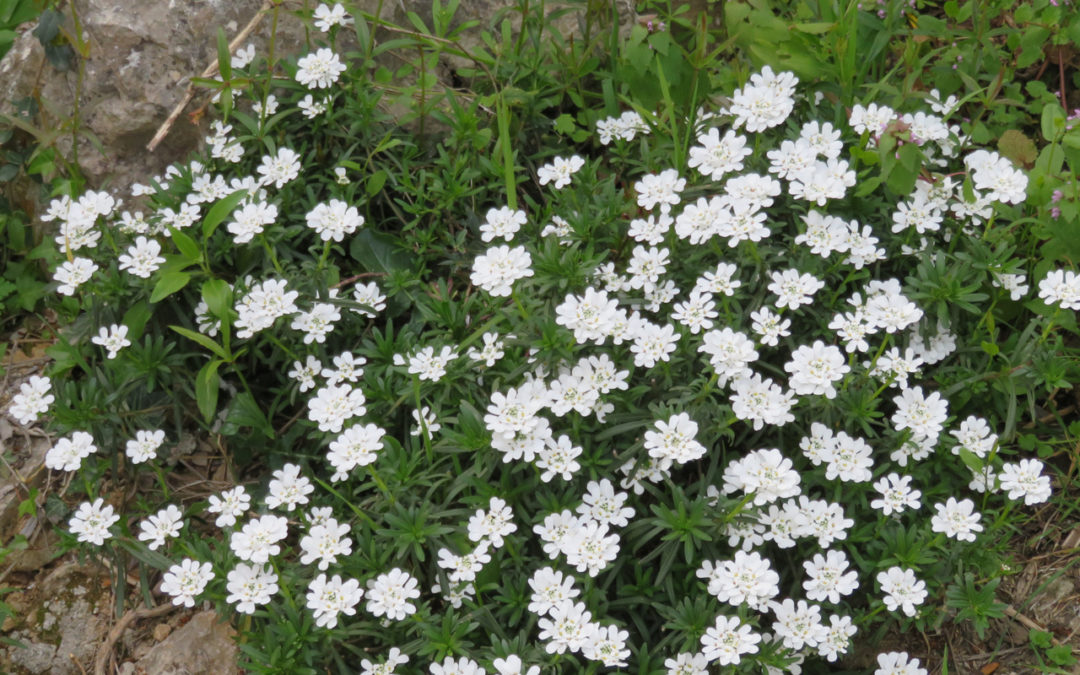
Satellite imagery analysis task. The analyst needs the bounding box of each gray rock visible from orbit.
[0,563,111,675]
[126,610,237,675]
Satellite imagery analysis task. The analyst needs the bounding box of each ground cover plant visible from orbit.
[4,0,1080,672]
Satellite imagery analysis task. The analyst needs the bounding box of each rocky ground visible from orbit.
[0,1,1076,673]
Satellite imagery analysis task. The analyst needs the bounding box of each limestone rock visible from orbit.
[0,563,111,675]
[126,611,237,675]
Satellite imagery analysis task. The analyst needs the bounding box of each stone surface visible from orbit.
[0,0,625,199]
[0,563,111,675]
[125,611,237,675]
[0,0,309,194]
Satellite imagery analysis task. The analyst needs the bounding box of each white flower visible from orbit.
[299,94,329,118]
[644,413,705,467]
[528,566,580,615]
[401,345,456,381]
[688,128,750,180]
[802,550,859,603]
[137,504,184,550]
[537,155,584,189]
[577,479,635,528]
[7,375,54,425]
[291,302,342,344]
[226,563,278,614]
[555,287,620,344]
[46,431,98,472]
[235,278,299,339]
[892,386,948,442]
[352,281,387,316]
[306,573,363,628]
[769,598,827,650]
[299,518,353,570]
[870,473,921,515]
[634,168,686,213]
[876,566,927,617]
[161,558,214,607]
[207,486,251,528]
[326,423,385,481]
[305,199,364,242]
[91,324,131,359]
[999,459,1052,505]
[471,245,534,296]
[230,514,289,563]
[664,652,710,675]
[411,406,441,436]
[582,624,630,667]
[768,269,824,310]
[68,498,119,545]
[296,48,347,89]
[313,2,352,31]
[930,497,983,542]
[360,647,410,675]
[467,332,505,367]
[365,568,421,621]
[785,341,849,399]
[118,237,166,278]
[700,615,760,665]
[875,651,928,675]
[266,463,314,511]
[705,550,780,610]
[537,600,595,654]
[429,657,486,675]
[492,654,539,675]
[226,200,278,244]
[480,206,526,242]
[467,496,517,548]
[1038,269,1080,310]
[728,66,798,132]
[307,383,367,433]
[54,257,98,295]
[256,147,302,189]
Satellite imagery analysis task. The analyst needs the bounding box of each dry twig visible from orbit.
[93,603,177,675]
[146,1,271,152]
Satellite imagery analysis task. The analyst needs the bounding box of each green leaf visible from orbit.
[980,341,999,356]
[349,229,414,275]
[121,301,152,342]
[170,226,201,262]
[1047,644,1078,666]
[169,325,228,360]
[1030,628,1054,649]
[1042,103,1066,142]
[115,538,174,571]
[195,360,222,423]
[793,21,834,34]
[956,447,985,474]
[149,271,191,303]
[1062,129,1080,150]
[221,391,274,438]
[366,169,387,197]
[201,189,248,239]
[216,27,232,82]
[200,279,232,322]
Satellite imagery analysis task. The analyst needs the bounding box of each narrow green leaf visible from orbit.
[216,27,232,81]
[149,271,191,304]
[169,325,229,359]
[366,169,387,197]
[195,360,222,423]
[202,189,247,239]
